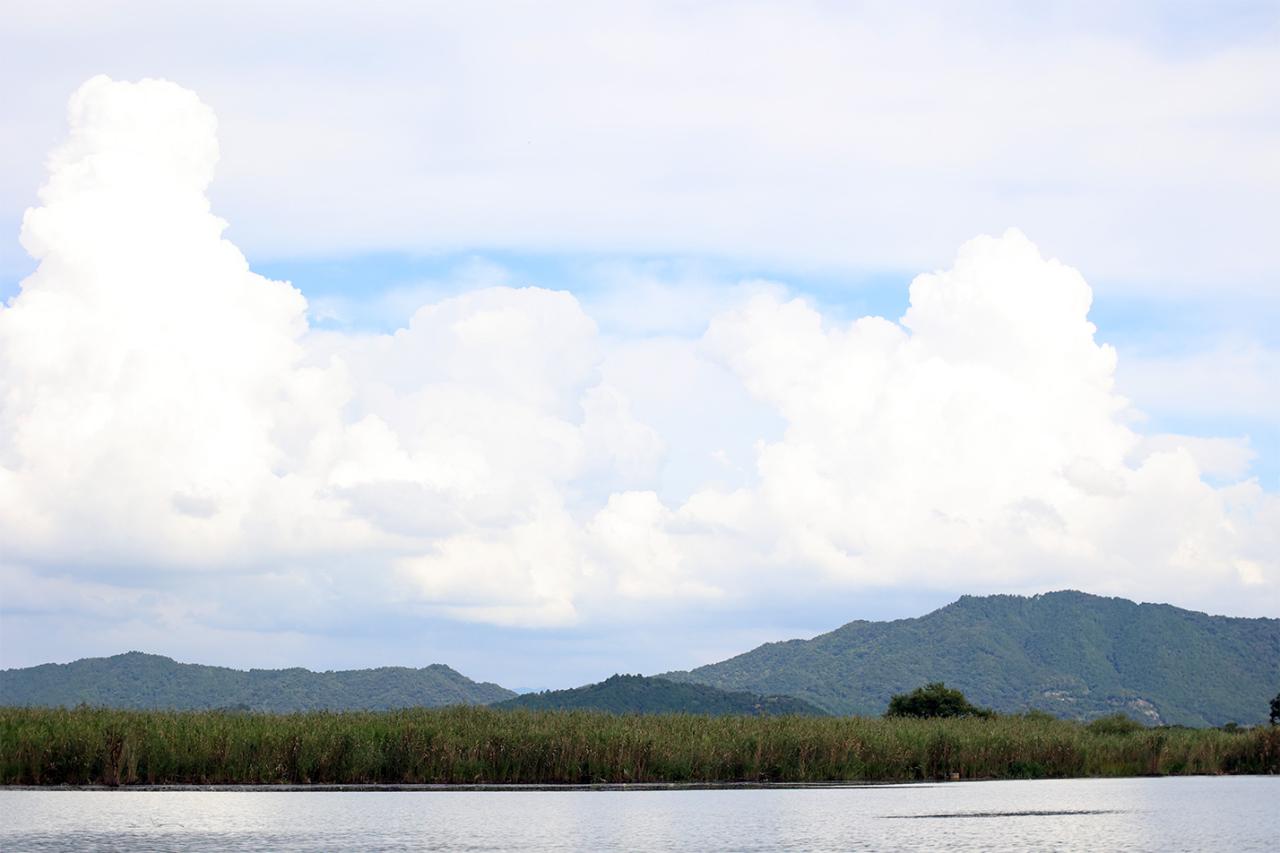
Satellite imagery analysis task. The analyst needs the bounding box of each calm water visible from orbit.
[2,777,1276,852]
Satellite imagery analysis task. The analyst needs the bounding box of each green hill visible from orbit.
[0,652,515,711]
[661,591,1279,726]
[493,674,827,716]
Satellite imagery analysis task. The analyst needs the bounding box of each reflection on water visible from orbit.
[1,776,1276,852]
[884,809,1122,818]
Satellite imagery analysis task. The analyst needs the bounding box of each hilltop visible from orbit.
[662,591,1279,725]
[0,652,514,712]
[493,674,826,716]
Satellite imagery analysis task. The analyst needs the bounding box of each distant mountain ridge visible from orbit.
[661,591,1280,726]
[493,674,827,716]
[0,652,515,711]
[4,592,1275,725]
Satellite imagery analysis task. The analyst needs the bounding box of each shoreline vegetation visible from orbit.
[3,707,1276,787]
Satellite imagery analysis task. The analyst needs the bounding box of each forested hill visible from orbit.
[493,674,827,716]
[662,591,1279,726]
[0,652,515,711]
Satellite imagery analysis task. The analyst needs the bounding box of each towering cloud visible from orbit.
[0,77,1274,663]
[684,232,1277,602]
[0,76,331,567]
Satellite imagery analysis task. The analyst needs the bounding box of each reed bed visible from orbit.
[1,706,1275,786]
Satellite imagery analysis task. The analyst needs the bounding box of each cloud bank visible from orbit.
[1,78,1275,670]
[3,4,1279,295]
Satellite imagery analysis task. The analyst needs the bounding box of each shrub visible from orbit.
[1086,713,1144,735]
[884,683,993,719]
[1020,709,1058,723]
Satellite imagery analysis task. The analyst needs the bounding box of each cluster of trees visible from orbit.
[887,683,1280,730]
[884,682,993,719]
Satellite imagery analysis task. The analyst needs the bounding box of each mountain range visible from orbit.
[3,592,1276,725]
[0,651,514,712]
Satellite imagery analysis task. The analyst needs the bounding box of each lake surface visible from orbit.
[2,777,1276,851]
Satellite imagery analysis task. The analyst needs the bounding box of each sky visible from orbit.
[0,1,1277,689]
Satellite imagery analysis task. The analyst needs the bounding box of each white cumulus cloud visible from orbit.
[0,77,668,628]
[0,76,350,569]
[668,231,1278,606]
[0,77,1275,669]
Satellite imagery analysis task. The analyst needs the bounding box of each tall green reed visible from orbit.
[1,706,1275,786]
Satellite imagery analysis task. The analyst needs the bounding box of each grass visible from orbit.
[1,706,1276,786]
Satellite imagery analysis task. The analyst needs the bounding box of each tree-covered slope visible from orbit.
[0,652,515,711]
[493,674,827,716]
[662,592,1279,726]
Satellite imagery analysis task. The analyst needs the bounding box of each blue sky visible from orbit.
[0,2,1276,688]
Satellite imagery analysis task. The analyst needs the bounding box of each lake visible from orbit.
[2,777,1276,851]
